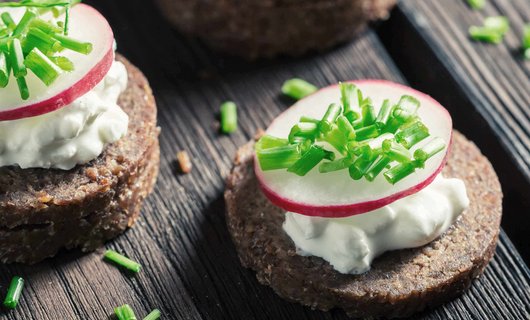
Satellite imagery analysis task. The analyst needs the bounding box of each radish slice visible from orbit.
[255,80,453,217]
[0,4,114,121]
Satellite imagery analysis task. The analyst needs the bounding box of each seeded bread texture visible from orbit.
[224,131,502,318]
[0,55,160,264]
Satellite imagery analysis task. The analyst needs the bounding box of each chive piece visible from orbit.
[0,51,8,88]
[30,18,63,34]
[375,99,393,128]
[349,156,375,180]
[319,157,354,173]
[319,103,342,133]
[324,125,348,154]
[12,9,37,37]
[523,24,530,59]
[52,33,93,54]
[382,139,412,163]
[467,0,485,9]
[104,250,142,273]
[115,304,137,320]
[1,12,16,31]
[384,116,402,134]
[365,155,392,181]
[289,122,319,142]
[255,135,288,151]
[525,48,530,60]
[484,16,509,34]
[16,76,29,100]
[354,124,380,141]
[299,116,320,124]
[25,48,62,85]
[414,137,446,162]
[3,276,24,309]
[257,144,300,170]
[361,102,376,127]
[395,121,430,149]
[384,162,416,184]
[143,309,161,320]
[281,78,317,100]
[340,82,361,120]
[287,145,330,176]
[469,26,503,43]
[24,27,63,55]
[393,95,420,122]
[9,38,26,78]
[336,115,356,140]
[220,101,237,134]
[49,56,74,71]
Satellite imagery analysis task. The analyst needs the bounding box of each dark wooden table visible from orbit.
[1,0,530,319]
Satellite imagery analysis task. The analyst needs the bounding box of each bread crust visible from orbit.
[0,55,160,264]
[154,0,397,59]
[224,131,502,318]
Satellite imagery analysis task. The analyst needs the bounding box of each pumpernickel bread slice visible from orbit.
[225,131,502,318]
[0,55,160,264]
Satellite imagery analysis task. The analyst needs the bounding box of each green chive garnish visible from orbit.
[523,24,530,60]
[336,115,356,140]
[361,102,376,127]
[24,27,63,55]
[257,144,301,170]
[220,101,237,134]
[299,116,320,124]
[143,309,161,320]
[3,276,24,309]
[319,156,354,173]
[9,38,26,77]
[365,155,392,181]
[375,99,393,128]
[467,0,485,10]
[12,9,36,37]
[340,82,361,121]
[0,51,8,88]
[324,125,348,154]
[104,250,142,273]
[382,139,412,163]
[1,12,15,30]
[16,76,29,100]
[469,16,509,44]
[287,145,333,176]
[25,47,62,85]
[30,18,63,34]
[115,304,137,320]
[349,156,376,180]
[355,124,380,141]
[395,121,430,149]
[49,55,74,71]
[256,135,289,151]
[52,33,92,54]
[414,137,446,163]
[319,103,342,133]
[289,122,319,142]
[384,162,417,184]
[393,95,420,122]
[281,78,317,100]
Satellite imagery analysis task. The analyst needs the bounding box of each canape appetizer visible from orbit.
[155,0,397,59]
[225,80,502,318]
[0,2,159,264]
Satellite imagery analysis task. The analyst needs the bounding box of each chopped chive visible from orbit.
[49,56,74,71]
[393,95,420,122]
[339,82,361,118]
[16,76,29,100]
[289,122,319,142]
[375,99,393,128]
[24,27,63,55]
[9,38,26,77]
[52,33,93,54]
[467,0,485,9]
[319,156,354,173]
[525,48,530,60]
[104,250,142,273]
[30,18,63,34]
[25,48,62,85]
[469,16,509,44]
[3,276,24,309]
[414,137,446,162]
[384,162,416,184]
[255,135,288,151]
[281,78,317,100]
[319,103,342,133]
[1,12,16,31]
[361,102,376,127]
[115,304,137,320]
[336,115,356,140]
[257,144,301,170]
[220,101,237,133]
[299,116,320,124]
[349,156,376,180]
[287,145,331,176]
[384,116,402,134]
[382,139,412,163]
[12,9,37,37]
[484,16,509,34]
[143,309,161,320]
[0,51,8,88]
[523,24,530,59]
[324,125,348,154]
[365,155,392,181]
[354,124,380,141]
[395,121,430,149]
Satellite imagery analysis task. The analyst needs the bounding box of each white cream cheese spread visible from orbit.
[0,60,129,170]
[283,175,470,274]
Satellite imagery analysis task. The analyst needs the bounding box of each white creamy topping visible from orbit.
[0,60,129,170]
[283,175,470,274]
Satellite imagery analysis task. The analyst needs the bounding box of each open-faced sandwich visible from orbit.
[0,2,159,264]
[225,80,502,318]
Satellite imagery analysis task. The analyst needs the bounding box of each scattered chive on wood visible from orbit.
[104,250,142,273]
[466,0,485,10]
[469,16,509,44]
[176,150,192,174]
[114,304,137,320]
[143,309,161,320]
[3,276,24,309]
[523,24,530,60]
[281,78,317,100]
[220,101,237,133]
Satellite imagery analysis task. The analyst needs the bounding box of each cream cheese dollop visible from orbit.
[0,60,129,170]
[283,175,470,274]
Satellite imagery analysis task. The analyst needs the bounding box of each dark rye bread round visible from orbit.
[154,0,396,59]
[0,55,160,264]
[225,131,502,318]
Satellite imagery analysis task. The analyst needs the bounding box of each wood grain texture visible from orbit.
[378,0,530,263]
[0,0,528,319]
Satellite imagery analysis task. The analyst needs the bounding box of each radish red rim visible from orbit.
[0,4,114,121]
[255,80,453,218]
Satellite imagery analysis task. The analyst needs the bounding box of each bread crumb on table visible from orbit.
[177,151,192,174]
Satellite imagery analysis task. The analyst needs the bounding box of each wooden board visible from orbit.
[0,0,529,319]
[378,0,530,263]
